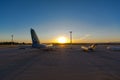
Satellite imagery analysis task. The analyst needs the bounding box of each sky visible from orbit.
[0,0,120,43]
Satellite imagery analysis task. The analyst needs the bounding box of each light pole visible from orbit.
[70,31,72,48]
[11,35,13,45]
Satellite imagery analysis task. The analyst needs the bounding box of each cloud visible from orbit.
[80,34,91,40]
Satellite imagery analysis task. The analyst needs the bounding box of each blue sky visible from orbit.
[0,0,120,43]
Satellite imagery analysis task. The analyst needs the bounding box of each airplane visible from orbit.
[81,44,96,51]
[31,28,48,48]
[107,46,120,51]
[19,28,54,50]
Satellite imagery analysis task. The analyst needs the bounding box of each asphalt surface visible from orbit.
[0,45,120,80]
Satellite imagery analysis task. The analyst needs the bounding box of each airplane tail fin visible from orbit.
[90,44,96,49]
[88,44,96,51]
[30,28,40,47]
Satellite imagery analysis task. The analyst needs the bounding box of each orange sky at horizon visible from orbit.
[0,35,120,43]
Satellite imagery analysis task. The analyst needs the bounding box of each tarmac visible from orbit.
[0,45,120,80]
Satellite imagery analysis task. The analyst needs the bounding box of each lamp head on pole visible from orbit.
[70,31,72,33]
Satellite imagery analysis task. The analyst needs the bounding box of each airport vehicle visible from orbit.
[107,46,120,51]
[81,44,96,51]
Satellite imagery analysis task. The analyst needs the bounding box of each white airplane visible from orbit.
[19,28,53,50]
[81,44,96,51]
[107,46,120,51]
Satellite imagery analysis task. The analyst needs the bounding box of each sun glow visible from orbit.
[57,36,67,43]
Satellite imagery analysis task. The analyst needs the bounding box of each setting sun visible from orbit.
[57,37,67,43]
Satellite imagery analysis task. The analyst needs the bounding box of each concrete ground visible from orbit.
[0,45,120,80]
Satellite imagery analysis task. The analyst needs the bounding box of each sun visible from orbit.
[57,36,67,43]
